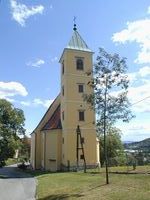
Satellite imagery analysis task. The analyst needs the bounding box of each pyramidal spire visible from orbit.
[66,20,92,52]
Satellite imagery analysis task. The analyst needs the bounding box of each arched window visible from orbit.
[76,58,84,70]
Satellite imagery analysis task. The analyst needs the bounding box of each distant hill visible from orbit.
[124,138,150,152]
[123,141,135,144]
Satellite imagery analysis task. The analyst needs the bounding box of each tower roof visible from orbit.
[66,26,92,52]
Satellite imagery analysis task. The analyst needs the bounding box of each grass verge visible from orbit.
[29,166,150,200]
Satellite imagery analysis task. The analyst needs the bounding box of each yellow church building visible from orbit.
[30,24,100,171]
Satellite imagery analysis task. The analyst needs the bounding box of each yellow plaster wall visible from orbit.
[31,131,42,169]
[62,128,98,167]
[35,131,42,169]
[60,48,99,168]
[43,129,62,171]
[96,138,100,166]
[31,95,61,170]
[30,133,35,168]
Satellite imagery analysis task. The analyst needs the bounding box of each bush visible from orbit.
[0,161,5,168]
[17,162,27,170]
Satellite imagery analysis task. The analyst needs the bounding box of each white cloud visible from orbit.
[10,0,44,26]
[111,66,150,113]
[127,72,137,83]
[127,66,150,84]
[117,122,150,141]
[0,82,28,100]
[112,9,150,140]
[128,81,150,112]
[20,98,54,108]
[135,48,150,64]
[20,101,31,106]
[0,82,53,109]
[139,66,150,77]
[51,57,58,62]
[33,98,53,108]
[148,6,150,14]
[27,59,45,68]
[5,98,16,103]
[123,123,150,134]
[112,12,150,64]
[112,7,150,112]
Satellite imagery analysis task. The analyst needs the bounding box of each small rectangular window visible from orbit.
[78,84,84,93]
[62,85,64,96]
[62,137,64,144]
[79,111,85,121]
[62,61,64,74]
[62,111,64,120]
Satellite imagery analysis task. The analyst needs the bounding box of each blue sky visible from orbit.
[0,0,150,141]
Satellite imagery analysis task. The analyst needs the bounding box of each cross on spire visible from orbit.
[73,16,77,31]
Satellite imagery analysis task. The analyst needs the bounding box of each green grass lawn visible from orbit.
[5,158,18,166]
[32,166,150,200]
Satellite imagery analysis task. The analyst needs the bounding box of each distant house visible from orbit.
[14,149,19,159]
[30,24,100,171]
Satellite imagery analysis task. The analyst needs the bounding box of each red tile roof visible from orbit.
[41,105,62,130]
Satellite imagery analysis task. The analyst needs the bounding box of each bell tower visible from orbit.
[59,24,99,169]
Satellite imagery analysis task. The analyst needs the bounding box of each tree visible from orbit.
[84,48,134,184]
[84,48,134,125]
[99,126,126,167]
[0,99,25,166]
[19,135,31,162]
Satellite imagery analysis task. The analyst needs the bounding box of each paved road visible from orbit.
[0,165,36,200]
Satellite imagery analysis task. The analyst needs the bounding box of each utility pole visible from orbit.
[103,75,109,184]
[76,125,86,173]
[76,125,79,171]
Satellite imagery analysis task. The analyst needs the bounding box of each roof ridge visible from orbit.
[32,94,60,133]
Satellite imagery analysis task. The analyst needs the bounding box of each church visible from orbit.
[30,24,100,171]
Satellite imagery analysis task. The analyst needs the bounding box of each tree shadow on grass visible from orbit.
[87,171,101,175]
[38,183,108,200]
[38,193,84,200]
